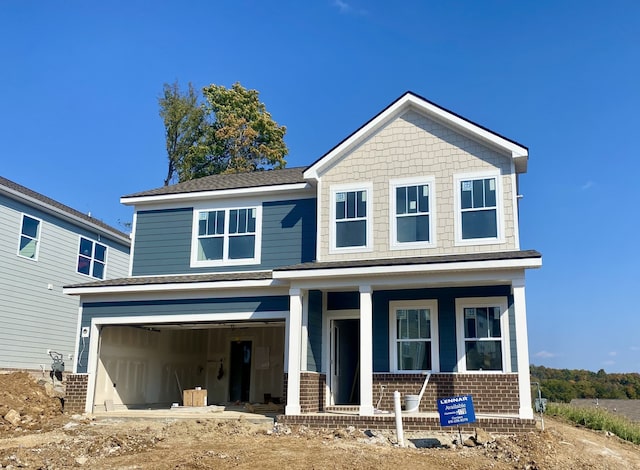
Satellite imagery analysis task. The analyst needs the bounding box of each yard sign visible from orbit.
[437,394,476,427]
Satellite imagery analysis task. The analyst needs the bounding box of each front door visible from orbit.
[229,340,252,402]
[330,319,360,405]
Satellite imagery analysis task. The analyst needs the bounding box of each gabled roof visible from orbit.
[0,176,130,245]
[304,91,529,179]
[121,167,310,205]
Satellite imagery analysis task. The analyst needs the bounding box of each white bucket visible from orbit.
[404,394,420,412]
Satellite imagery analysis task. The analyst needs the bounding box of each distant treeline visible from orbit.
[530,365,640,403]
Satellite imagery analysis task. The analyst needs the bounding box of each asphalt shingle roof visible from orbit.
[64,271,273,289]
[0,175,130,242]
[123,167,308,198]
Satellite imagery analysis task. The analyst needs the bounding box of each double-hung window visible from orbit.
[331,184,372,251]
[455,297,509,372]
[456,173,501,243]
[77,237,107,279]
[389,300,439,372]
[193,206,261,266]
[18,214,41,260]
[390,177,434,249]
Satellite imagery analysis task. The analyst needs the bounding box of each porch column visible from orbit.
[359,285,374,416]
[285,288,303,415]
[513,278,533,419]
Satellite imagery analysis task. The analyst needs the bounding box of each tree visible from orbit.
[159,81,287,185]
[158,81,206,186]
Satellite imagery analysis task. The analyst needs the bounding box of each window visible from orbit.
[389,300,439,372]
[18,214,41,260]
[192,206,261,266]
[77,237,107,279]
[390,177,434,248]
[457,175,499,241]
[331,184,372,251]
[455,297,510,372]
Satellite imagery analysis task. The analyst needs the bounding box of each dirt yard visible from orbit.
[1,372,640,469]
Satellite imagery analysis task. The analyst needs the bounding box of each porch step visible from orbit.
[325,405,359,414]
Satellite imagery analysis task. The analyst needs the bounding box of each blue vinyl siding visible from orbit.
[372,286,513,373]
[306,290,323,372]
[131,198,316,276]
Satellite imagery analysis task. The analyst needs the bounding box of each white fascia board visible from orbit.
[91,310,289,327]
[304,93,528,180]
[120,183,311,206]
[63,278,281,296]
[273,257,542,281]
[1,185,131,246]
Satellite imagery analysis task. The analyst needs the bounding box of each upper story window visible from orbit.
[191,205,262,266]
[77,237,107,279]
[389,300,439,372]
[390,177,435,249]
[18,214,41,260]
[455,172,503,245]
[330,184,372,252]
[455,297,510,373]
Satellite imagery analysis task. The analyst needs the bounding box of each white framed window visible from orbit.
[389,300,439,372]
[455,297,510,373]
[191,204,262,266]
[77,237,107,279]
[18,214,41,260]
[330,183,372,252]
[389,177,435,249]
[454,172,503,245]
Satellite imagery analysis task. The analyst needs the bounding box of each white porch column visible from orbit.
[285,288,303,415]
[359,285,374,416]
[513,277,533,419]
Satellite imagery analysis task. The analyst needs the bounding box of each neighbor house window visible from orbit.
[389,300,439,372]
[18,214,41,260]
[390,177,434,249]
[192,206,261,266]
[77,237,107,279]
[456,173,501,243]
[331,184,372,251]
[455,298,509,372]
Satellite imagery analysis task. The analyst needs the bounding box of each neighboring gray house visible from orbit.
[0,176,130,372]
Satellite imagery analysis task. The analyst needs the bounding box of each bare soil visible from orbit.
[1,372,639,469]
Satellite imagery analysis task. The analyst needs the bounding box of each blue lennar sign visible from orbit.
[437,394,476,427]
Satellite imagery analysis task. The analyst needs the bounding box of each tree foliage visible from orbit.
[530,365,640,402]
[158,81,287,185]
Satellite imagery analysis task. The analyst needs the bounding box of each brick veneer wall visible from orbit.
[299,372,326,412]
[64,374,88,413]
[372,373,520,414]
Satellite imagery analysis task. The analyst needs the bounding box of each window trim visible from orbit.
[17,213,42,261]
[389,176,436,250]
[455,297,510,373]
[76,236,108,279]
[389,300,439,373]
[190,203,263,267]
[453,171,504,246]
[329,183,373,253]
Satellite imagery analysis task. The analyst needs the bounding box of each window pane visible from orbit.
[77,255,91,275]
[336,220,366,247]
[472,179,485,208]
[92,261,105,279]
[94,244,106,262]
[247,209,256,232]
[229,235,255,259]
[407,309,419,338]
[464,308,476,338]
[216,211,225,235]
[418,185,429,212]
[346,192,356,218]
[229,209,238,234]
[198,212,208,236]
[357,191,366,217]
[198,237,223,260]
[398,341,431,370]
[206,211,217,235]
[336,193,346,220]
[485,179,496,207]
[397,310,408,339]
[491,307,501,337]
[19,236,37,258]
[476,308,489,337]
[396,187,407,215]
[465,341,502,371]
[461,209,497,239]
[461,181,473,209]
[397,215,429,243]
[407,186,418,214]
[22,216,39,238]
[419,309,430,339]
[79,238,93,256]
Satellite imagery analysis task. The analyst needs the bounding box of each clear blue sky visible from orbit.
[1,1,638,373]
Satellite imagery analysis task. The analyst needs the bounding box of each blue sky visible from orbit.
[1,1,638,373]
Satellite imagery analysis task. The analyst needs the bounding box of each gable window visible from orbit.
[390,177,435,249]
[192,206,261,266]
[389,300,439,372]
[455,172,502,244]
[331,184,372,251]
[18,214,41,260]
[77,237,107,279]
[455,297,510,372]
